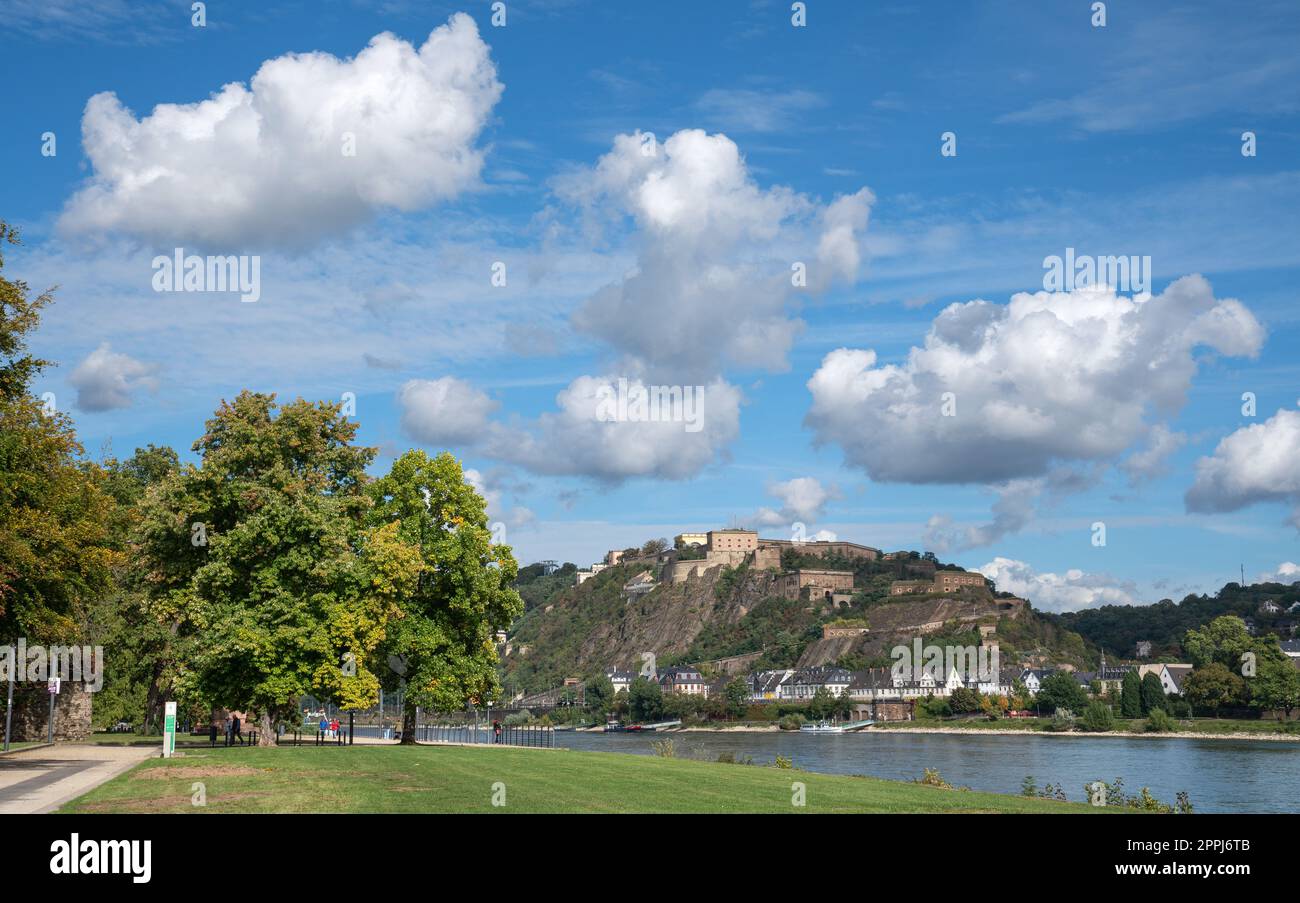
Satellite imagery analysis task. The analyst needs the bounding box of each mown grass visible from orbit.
[61,744,1110,814]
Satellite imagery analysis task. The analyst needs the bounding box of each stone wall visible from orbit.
[2,681,93,741]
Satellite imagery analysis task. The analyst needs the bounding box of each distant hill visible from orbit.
[502,548,1099,693]
[1049,581,1300,659]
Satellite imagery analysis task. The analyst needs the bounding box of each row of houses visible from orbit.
[603,659,1212,706]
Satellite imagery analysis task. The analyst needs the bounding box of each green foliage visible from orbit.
[1055,582,1300,660]
[1120,670,1142,717]
[0,227,114,645]
[584,674,615,715]
[1144,708,1176,733]
[628,676,663,722]
[1181,662,1246,716]
[1036,672,1089,714]
[1140,672,1166,714]
[777,714,805,731]
[949,687,983,714]
[1079,701,1116,732]
[368,450,523,729]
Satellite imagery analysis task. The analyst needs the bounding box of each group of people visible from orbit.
[208,713,243,746]
[317,715,343,739]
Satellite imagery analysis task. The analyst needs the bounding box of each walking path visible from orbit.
[0,743,156,813]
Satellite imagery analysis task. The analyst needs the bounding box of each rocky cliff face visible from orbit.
[503,562,786,688]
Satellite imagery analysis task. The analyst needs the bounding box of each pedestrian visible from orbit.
[493,719,502,744]
[318,715,328,741]
[209,720,218,747]
[231,713,242,745]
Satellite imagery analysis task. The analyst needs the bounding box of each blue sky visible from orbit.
[1,0,1298,610]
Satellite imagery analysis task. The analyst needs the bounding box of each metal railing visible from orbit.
[417,723,554,748]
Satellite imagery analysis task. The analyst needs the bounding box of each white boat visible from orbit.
[799,719,876,733]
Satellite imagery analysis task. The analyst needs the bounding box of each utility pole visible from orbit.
[3,643,13,752]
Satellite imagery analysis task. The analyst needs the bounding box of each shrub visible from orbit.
[651,739,676,758]
[778,714,805,731]
[1048,708,1076,732]
[1080,701,1116,732]
[1145,708,1176,733]
[773,754,793,769]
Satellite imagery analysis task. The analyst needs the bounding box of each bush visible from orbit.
[1145,708,1176,733]
[1048,708,1076,732]
[778,714,805,731]
[1080,701,1116,732]
[773,755,793,769]
[651,739,676,758]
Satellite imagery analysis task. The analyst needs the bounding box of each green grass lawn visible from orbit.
[60,744,1108,814]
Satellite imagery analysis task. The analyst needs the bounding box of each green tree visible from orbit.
[0,221,114,648]
[368,450,523,743]
[1140,671,1166,715]
[1184,616,1255,671]
[949,687,982,714]
[724,677,749,719]
[628,676,663,722]
[1250,643,1300,719]
[585,674,615,716]
[1035,672,1089,714]
[1119,670,1142,717]
[1182,662,1246,718]
[135,391,409,744]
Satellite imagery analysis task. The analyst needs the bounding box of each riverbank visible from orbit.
[61,744,1105,814]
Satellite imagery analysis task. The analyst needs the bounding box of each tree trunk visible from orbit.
[258,710,275,746]
[401,701,417,744]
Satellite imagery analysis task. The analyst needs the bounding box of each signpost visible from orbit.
[47,678,60,744]
[163,701,177,758]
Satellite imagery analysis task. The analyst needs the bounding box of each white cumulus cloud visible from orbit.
[67,343,158,412]
[398,376,499,446]
[806,276,1264,485]
[978,557,1138,613]
[560,129,873,381]
[754,476,839,527]
[59,14,502,249]
[1186,407,1300,528]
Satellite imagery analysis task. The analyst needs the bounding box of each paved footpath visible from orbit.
[0,744,156,814]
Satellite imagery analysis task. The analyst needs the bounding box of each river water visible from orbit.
[349,724,1300,812]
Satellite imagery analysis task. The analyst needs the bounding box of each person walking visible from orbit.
[209,719,218,747]
[318,715,328,743]
[493,719,502,744]
[231,713,242,746]
[223,715,232,747]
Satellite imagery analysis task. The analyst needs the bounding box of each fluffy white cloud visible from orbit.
[1257,562,1300,584]
[754,476,839,527]
[560,129,873,380]
[60,14,502,248]
[1186,408,1300,528]
[67,343,158,412]
[977,557,1137,613]
[485,375,743,482]
[806,276,1264,484]
[398,377,498,446]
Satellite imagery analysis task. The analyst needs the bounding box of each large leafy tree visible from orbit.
[367,450,523,743]
[1181,662,1246,718]
[92,445,180,730]
[0,221,115,646]
[134,391,414,743]
[1035,671,1089,714]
